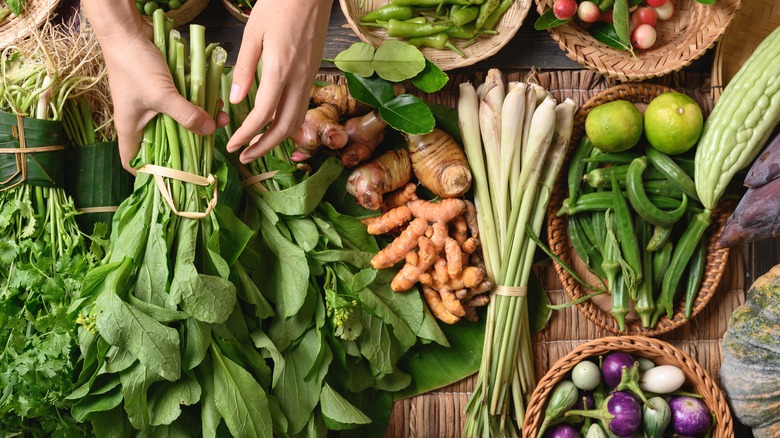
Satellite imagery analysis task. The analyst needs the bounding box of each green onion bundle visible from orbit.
[460,69,576,437]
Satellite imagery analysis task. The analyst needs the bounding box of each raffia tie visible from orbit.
[136,164,218,219]
[78,206,119,214]
[492,285,528,297]
[240,170,278,191]
[0,114,64,191]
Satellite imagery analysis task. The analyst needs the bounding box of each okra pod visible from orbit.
[612,272,630,332]
[651,241,673,293]
[635,218,655,328]
[646,225,673,251]
[592,208,606,252]
[582,151,642,165]
[647,146,700,202]
[583,164,666,189]
[568,136,594,204]
[611,171,643,298]
[652,210,712,325]
[626,157,688,227]
[602,209,619,294]
[558,192,684,216]
[570,215,607,279]
[684,240,707,318]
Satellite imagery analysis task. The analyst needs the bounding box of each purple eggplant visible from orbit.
[668,396,712,436]
[544,423,581,438]
[744,129,780,188]
[718,177,780,247]
[600,352,654,409]
[565,391,642,437]
[567,391,596,424]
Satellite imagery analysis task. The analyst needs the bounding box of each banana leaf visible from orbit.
[0,111,65,189]
[67,141,134,233]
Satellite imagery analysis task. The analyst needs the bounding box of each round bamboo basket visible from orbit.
[0,0,60,50]
[221,0,249,23]
[546,83,731,336]
[340,0,532,71]
[535,0,742,81]
[141,0,209,27]
[522,336,734,438]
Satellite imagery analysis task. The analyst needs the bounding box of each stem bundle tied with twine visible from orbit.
[460,69,576,437]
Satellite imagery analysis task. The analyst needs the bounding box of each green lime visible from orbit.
[644,92,703,155]
[585,100,644,153]
[143,1,159,15]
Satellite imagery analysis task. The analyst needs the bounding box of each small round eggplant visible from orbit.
[669,396,712,436]
[584,423,608,438]
[565,391,642,437]
[601,352,635,388]
[639,365,685,394]
[567,391,596,424]
[572,360,601,391]
[544,423,581,438]
[637,358,655,372]
[538,381,580,438]
[642,396,671,438]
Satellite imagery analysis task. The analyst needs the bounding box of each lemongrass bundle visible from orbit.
[461,69,576,437]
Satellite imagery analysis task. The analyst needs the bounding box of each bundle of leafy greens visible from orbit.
[0,21,107,435]
[216,68,451,436]
[69,12,278,436]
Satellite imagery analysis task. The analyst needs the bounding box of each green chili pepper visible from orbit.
[481,0,513,30]
[626,157,688,227]
[568,136,595,205]
[652,209,712,325]
[449,5,479,26]
[392,0,471,6]
[408,33,465,56]
[684,240,707,318]
[444,23,477,38]
[646,146,700,202]
[363,18,450,37]
[611,171,643,298]
[635,218,656,328]
[475,0,499,30]
[361,4,415,22]
[405,16,430,24]
[646,225,673,251]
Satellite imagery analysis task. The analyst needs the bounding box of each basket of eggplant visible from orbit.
[522,336,733,438]
[545,83,732,336]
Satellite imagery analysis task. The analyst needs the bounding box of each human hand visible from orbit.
[225,0,333,163]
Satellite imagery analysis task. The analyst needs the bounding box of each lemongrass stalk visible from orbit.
[459,82,499,280]
[478,69,504,234]
[518,84,538,170]
[497,82,526,246]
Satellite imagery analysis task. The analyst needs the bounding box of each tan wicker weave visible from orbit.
[711,0,780,101]
[535,0,742,82]
[546,83,731,336]
[521,336,734,437]
[340,0,532,71]
[0,0,60,50]
[141,0,208,27]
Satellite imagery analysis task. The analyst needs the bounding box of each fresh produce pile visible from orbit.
[556,91,713,331]
[359,0,514,57]
[535,352,714,438]
[137,0,189,16]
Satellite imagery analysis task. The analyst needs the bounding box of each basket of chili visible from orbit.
[546,83,732,336]
[341,0,533,70]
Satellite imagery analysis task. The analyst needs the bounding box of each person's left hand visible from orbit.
[225,0,333,163]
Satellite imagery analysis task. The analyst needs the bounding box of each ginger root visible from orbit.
[311,84,371,118]
[341,111,387,168]
[290,103,349,162]
[346,148,412,211]
[406,128,472,199]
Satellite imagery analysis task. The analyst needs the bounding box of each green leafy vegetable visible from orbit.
[410,58,449,93]
[333,42,376,77]
[372,40,427,82]
[381,94,437,135]
[534,8,572,30]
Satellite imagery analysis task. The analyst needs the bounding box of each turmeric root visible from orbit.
[341,111,387,168]
[466,294,490,308]
[440,289,466,317]
[366,205,412,235]
[406,128,472,198]
[430,221,448,252]
[445,238,463,278]
[290,103,349,162]
[433,258,449,287]
[461,237,479,255]
[347,148,412,211]
[463,305,479,322]
[383,183,418,211]
[391,236,438,292]
[422,286,460,325]
[464,200,479,238]
[371,217,428,270]
[407,198,466,224]
[311,83,371,118]
[451,216,468,244]
[433,266,485,291]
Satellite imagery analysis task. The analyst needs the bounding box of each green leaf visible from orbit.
[534,8,572,30]
[424,101,463,145]
[260,216,309,318]
[277,330,330,434]
[72,382,124,421]
[286,217,319,252]
[372,40,426,82]
[148,373,202,426]
[260,158,343,216]
[339,390,392,438]
[320,383,371,429]
[214,205,255,266]
[318,202,379,253]
[121,361,163,429]
[250,328,286,388]
[182,317,212,371]
[333,42,376,77]
[409,58,449,93]
[195,355,222,438]
[378,94,436,135]
[6,0,23,16]
[612,0,634,55]
[344,72,395,109]
[528,274,551,334]
[589,22,632,50]
[89,405,133,438]
[212,346,273,438]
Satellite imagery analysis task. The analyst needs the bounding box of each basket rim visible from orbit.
[534,0,743,81]
[0,0,61,50]
[140,0,209,26]
[339,0,532,71]
[545,83,731,336]
[220,0,249,23]
[521,335,734,437]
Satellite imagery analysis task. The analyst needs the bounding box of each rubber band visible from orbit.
[78,206,119,214]
[492,285,528,297]
[136,164,218,220]
[0,114,65,191]
[240,170,278,191]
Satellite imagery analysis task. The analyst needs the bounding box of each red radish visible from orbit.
[553,0,577,20]
[577,1,601,23]
[632,6,657,27]
[632,24,657,49]
[654,0,674,20]
[598,10,614,22]
[647,0,667,7]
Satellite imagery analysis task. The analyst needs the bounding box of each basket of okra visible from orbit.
[545,83,732,336]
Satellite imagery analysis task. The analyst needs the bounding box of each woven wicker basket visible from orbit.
[340,0,532,71]
[0,0,60,50]
[220,0,249,23]
[522,336,734,437]
[141,0,208,27]
[546,83,731,336]
[535,0,742,82]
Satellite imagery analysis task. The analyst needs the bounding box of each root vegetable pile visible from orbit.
[366,194,491,324]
